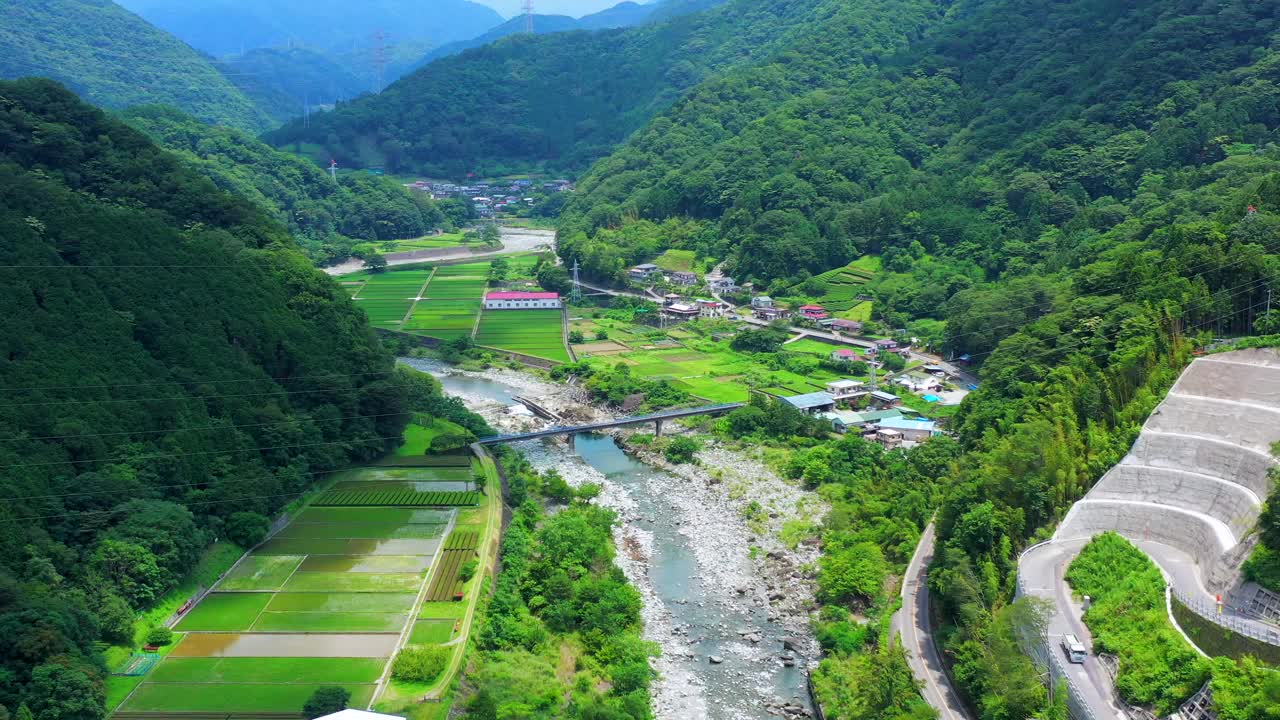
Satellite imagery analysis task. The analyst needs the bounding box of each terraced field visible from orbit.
[475,309,569,362]
[117,464,471,717]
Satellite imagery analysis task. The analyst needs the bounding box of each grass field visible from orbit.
[147,657,386,684]
[409,619,457,644]
[295,506,455,524]
[252,611,408,632]
[275,522,447,540]
[404,271,487,340]
[266,593,418,613]
[174,593,272,631]
[121,682,377,713]
[652,249,711,274]
[395,418,470,456]
[282,572,423,593]
[350,270,433,326]
[476,309,569,362]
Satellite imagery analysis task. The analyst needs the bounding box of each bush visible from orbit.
[568,330,585,344]
[144,626,174,647]
[459,559,478,582]
[664,436,699,464]
[224,511,269,548]
[391,646,450,684]
[303,687,350,718]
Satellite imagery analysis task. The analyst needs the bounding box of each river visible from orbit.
[409,359,814,719]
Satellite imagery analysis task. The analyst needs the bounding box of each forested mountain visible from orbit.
[0,0,271,131]
[119,106,461,264]
[554,0,1280,716]
[267,0,858,177]
[0,78,483,718]
[215,48,369,124]
[414,0,723,67]
[113,0,503,58]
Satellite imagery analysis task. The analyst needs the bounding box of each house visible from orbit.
[629,264,661,281]
[874,338,899,351]
[662,293,684,306]
[696,299,723,317]
[830,348,859,363]
[663,302,700,319]
[876,427,904,449]
[820,408,905,433]
[825,379,866,402]
[483,291,562,310]
[877,417,940,442]
[667,270,698,286]
[799,304,829,320]
[817,317,836,329]
[781,391,836,415]
[869,389,901,408]
[751,296,775,309]
[923,364,949,376]
[831,319,863,334]
[475,205,495,218]
[709,277,737,292]
[755,306,789,321]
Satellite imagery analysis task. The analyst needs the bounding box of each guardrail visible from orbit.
[1172,587,1280,647]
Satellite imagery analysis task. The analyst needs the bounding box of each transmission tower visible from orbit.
[523,0,535,33]
[570,258,582,304]
[329,159,339,183]
[371,30,389,93]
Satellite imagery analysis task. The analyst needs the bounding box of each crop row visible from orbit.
[314,490,481,507]
[426,549,473,602]
[444,529,480,550]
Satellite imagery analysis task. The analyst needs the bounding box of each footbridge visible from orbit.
[1017,348,1280,720]
[476,403,745,445]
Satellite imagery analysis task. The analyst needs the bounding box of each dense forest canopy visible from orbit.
[266,0,871,177]
[119,106,460,264]
[0,78,484,718]
[0,0,272,132]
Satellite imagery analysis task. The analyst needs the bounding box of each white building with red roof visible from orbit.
[483,291,562,310]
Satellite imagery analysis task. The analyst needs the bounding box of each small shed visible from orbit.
[781,391,836,415]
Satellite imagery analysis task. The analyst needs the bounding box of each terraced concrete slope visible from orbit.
[1056,349,1280,586]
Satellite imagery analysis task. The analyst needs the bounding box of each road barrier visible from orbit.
[1172,587,1280,647]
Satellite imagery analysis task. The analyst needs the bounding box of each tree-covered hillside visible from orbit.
[266,0,876,177]
[215,47,370,125]
[120,106,460,264]
[0,0,272,131]
[0,78,485,719]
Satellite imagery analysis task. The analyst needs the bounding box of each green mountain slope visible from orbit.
[120,105,458,264]
[266,0,878,177]
[0,0,271,131]
[0,78,486,718]
[214,47,369,124]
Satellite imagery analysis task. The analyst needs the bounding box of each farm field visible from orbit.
[347,269,433,327]
[403,265,488,341]
[476,308,570,362]
[117,461,477,716]
[652,248,711,274]
[780,255,881,312]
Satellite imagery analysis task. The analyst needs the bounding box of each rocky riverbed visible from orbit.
[407,358,820,719]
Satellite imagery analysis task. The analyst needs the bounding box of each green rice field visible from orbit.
[349,270,433,326]
[313,489,481,507]
[120,463,468,715]
[476,309,569,361]
[403,263,488,340]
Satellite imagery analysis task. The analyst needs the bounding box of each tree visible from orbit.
[818,541,887,606]
[145,627,174,647]
[95,594,134,644]
[480,222,502,246]
[489,257,510,281]
[569,330,585,344]
[365,253,388,272]
[224,512,269,549]
[91,540,165,608]
[303,687,350,719]
[391,646,450,683]
[1255,310,1280,335]
[25,663,105,720]
[730,327,789,353]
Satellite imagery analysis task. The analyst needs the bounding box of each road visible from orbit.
[1018,540,1127,720]
[894,522,974,720]
[323,226,555,276]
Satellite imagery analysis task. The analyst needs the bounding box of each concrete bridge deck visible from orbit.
[475,403,745,445]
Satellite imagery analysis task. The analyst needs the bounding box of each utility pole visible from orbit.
[373,30,386,94]
[523,0,535,33]
[329,159,339,183]
[570,258,582,304]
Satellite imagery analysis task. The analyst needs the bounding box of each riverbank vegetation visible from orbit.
[455,451,654,719]
[0,79,487,720]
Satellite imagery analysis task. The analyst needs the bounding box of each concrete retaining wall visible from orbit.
[1127,432,1275,499]
[1092,464,1259,540]
[1058,499,1233,578]
[1144,393,1280,455]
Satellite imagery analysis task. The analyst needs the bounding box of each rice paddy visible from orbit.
[118,462,481,716]
[475,309,570,362]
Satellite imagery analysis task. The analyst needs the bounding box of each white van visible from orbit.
[1061,633,1087,664]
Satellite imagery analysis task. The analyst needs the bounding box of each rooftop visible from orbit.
[316,711,406,720]
[799,304,825,311]
[486,291,559,300]
[870,390,899,402]
[827,379,863,389]
[832,348,857,357]
[781,391,836,410]
[878,417,938,432]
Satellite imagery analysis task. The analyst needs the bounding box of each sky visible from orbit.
[471,0,639,19]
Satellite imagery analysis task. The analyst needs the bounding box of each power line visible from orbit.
[0,384,367,410]
[0,434,407,471]
[0,368,396,395]
[0,411,405,444]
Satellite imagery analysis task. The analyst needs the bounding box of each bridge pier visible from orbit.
[654,419,664,437]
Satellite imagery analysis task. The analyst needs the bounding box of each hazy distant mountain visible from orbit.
[113,0,504,57]
[416,0,721,67]
[0,0,271,130]
[216,47,369,124]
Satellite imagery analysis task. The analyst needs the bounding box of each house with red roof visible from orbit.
[483,291,562,310]
[798,304,829,320]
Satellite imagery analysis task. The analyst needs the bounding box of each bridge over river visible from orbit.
[476,403,745,445]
